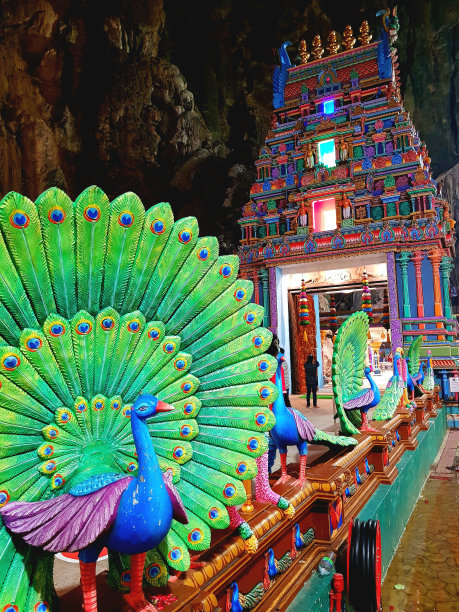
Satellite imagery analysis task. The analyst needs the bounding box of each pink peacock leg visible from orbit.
[79,560,98,612]
[255,451,281,504]
[292,455,307,487]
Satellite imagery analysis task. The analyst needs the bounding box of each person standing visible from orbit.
[280,348,291,407]
[304,354,320,408]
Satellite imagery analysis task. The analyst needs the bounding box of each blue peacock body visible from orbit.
[0,186,279,611]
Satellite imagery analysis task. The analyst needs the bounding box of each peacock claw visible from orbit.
[123,594,159,612]
[359,425,379,434]
[275,474,292,486]
[292,477,307,488]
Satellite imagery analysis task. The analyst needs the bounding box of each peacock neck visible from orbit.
[272,355,288,418]
[130,411,162,489]
[365,370,377,393]
[394,356,400,378]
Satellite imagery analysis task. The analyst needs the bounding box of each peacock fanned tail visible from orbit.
[0,187,278,609]
[372,380,403,421]
[407,336,423,377]
[332,311,369,435]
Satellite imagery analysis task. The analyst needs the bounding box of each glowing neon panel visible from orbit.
[323,100,335,114]
[312,198,337,232]
[318,139,336,168]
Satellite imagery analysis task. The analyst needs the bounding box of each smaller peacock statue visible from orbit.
[422,350,435,391]
[0,186,280,612]
[373,347,407,421]
[333,312,381,435]
[268,336,357,487]
[406,336,425,398]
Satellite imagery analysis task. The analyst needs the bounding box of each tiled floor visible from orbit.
[381,431,459,611]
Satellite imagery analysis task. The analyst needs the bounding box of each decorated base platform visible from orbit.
[59,391,444,612]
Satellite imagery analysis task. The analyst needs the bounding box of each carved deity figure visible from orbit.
[296,201,309,227]
[338,136,349,161]
[305,143,315,168]
[340,193,352,219]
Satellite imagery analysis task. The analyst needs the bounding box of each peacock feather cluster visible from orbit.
[0,186,278,609]
[332,311,369,435]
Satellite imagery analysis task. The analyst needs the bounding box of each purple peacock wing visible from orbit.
[162,469,188,524]
[343,389,374,410]
[287,407,316,442]
[1,476,132,552]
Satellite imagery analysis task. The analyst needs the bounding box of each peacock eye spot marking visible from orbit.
[189,529,202,542]
[258,360,269,372]
[244,312,256,324]
[83,205,101,222]
[127,320,140,332]
[219,264,232,278]
[237,462,247,474]
[164,342,175,353]
[198,248,209,260]
[223,484,236,498]
[148,328,160,339]
[50,323,65,336]
[48,207,65,224]
[26,337,42,351]
[253,336,263,348]
[35,602,50,612]
[184,403,193,414]
[255,412,267,425]
[178,230,192,244]
[147,564,161,578]
[10,210,30,228]
[234,289,246,301]
[120,570,131,584]
[151,219,165,234]
[76,320,92,335]
[174,359,186,370]
[118,212,134,227]
[101,317,115,330]
[181,382,192,393]
[248,437,259,451]
[259,386,271,399]
[0,490,11,507]
[169,547,183,561]
[2,354,20,370]
[209,507,220,519]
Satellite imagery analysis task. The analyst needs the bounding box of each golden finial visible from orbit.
[342,25,356,50]
[311,34,324,60]
[326,31,340,55]
[358,20,373,45]
[298,40,310,64]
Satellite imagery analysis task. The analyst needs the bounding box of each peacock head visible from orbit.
[364,366,371,375]
[132,395,174,420]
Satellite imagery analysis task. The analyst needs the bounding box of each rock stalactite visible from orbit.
[0,0,456,249]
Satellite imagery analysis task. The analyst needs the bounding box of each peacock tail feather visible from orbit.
[407,336,423,377]
[372,381,403,421]
[0,187,278,609]
[332,311,369,435]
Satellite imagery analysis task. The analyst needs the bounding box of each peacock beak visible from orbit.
[156,400,175,413]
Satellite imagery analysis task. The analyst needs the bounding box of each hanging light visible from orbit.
[299,279,310,340]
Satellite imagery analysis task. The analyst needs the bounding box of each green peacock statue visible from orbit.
[372,347,408,421]
[332,311,381,435]
[0,186,280,612]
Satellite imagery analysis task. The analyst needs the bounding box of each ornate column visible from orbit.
[397,251,412,343]
[252,269,260,305]
[440,255,455,340]
[268,267,278,334]
[259,268,270,328]
[411,251,425,330]
[386,252,403,350]
[428,249,445,340]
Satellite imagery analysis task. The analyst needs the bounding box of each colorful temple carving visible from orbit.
[238,15,457,394]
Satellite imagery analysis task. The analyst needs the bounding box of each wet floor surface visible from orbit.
[381,434,459,612]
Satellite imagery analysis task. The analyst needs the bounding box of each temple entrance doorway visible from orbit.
[274,254,388,394]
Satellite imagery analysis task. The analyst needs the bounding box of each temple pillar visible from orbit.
[411,251,425,330]
[397,251,412,343]
[428,249,445,341]
[440,255,455,341]
[386,252,403,350]
[253,270,260,305]
[268,267,278,334]
[259,268,270,328]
